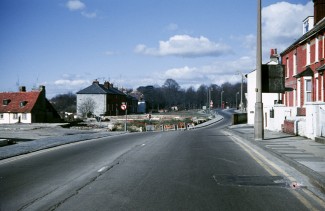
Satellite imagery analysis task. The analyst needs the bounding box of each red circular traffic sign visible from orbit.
[121,104,127,110]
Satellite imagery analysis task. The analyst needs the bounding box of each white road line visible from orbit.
[98,166,108,173]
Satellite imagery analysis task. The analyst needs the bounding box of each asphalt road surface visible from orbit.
[1,110,324,210]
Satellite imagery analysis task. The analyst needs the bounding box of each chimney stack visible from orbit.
[92,79,99,85]
[313,0,325,25]
[39,85,46,98]
[270,48,279,63]
[19,86,26,92]
[104,81,110,89]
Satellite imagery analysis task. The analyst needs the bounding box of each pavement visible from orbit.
[192,111,224,129]
[226,124,325,193]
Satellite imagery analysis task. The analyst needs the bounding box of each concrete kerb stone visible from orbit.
[225,126,325,194]
[191,115,224,129]
[0,139,9,147]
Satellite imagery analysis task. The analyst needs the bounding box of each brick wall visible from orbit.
[283,119,295,135]
[297,107,306,116]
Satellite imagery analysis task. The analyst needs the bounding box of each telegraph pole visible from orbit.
[255,0,264,140]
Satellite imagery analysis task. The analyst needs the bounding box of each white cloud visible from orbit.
[135,35,232,57]
[66,0,85,11]
[148,56,254,88]
[65,0,97,19]
[81,11,97,18]
[54,79,88,86]
[165,66,198,80]
[262,1,313,53]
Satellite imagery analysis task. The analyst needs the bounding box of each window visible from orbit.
[322,35,325,59]
[20,101,27,107]
[303,20,309,34]
[22,113,27,120]
[315,36,319,62]
[306,41,311,65]
[0,113,3,119]
[293,53,297,75]
[305,78,312,103]
[316,75,319,101]
[3,99,10,105]
[13,113,18,119]
[286,57,289,78]
[297,79,301,106]
[293,89,296,107]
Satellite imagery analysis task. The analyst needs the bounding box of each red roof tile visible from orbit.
[0,91,41,113]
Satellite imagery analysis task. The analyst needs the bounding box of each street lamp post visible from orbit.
[236,92,239,110]
[221,90,224,109]
[255,0,264,140]
[237,71,245,112]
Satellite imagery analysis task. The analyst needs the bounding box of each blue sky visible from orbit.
[0,0,313,98]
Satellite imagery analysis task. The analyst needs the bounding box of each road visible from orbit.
[0,110,324,210]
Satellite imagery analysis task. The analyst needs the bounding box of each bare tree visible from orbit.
[78,97,96,118]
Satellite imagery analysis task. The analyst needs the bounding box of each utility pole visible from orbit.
[221,90,224,109]
[236,92,239,110]
[125,102,128,132]
[255,0,264,140]
[237,71,245,112]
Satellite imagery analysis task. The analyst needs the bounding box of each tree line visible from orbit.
[50,78,247,113]
[136,79,247,112]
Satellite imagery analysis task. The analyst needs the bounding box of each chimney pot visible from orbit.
[93,79,99,85]
[104,81,110,89]
[313,0,325,25]
[19,86,26,92]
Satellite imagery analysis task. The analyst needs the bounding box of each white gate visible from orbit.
[320,107,325,137]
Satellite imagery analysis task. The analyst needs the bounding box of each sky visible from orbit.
[0,0,314,98]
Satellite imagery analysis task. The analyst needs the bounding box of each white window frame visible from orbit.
[22,113,27,120]
[315,36,319,63]
[297,79,301,107]
[293,53,297,76]
[304,77,312,103]
[292,89,297,107]
[321,74,324,102]
[13,113,18,119]
[323,35,325,59]
[286,57,290,78]
[316,73,319,101]
[306,41,311,65]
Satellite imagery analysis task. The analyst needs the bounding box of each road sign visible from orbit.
[121,104,127,110]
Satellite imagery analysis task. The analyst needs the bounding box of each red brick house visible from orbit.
[280,0,325,140]
[281,0,325,109]
[77,80,138,117]
[0,86,61,124]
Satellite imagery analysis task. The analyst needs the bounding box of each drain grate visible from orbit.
[212,175,288,187]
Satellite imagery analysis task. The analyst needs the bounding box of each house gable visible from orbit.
[0,86,61,124]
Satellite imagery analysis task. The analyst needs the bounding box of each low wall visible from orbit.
[283,120,295,135]
[232,113,247,125]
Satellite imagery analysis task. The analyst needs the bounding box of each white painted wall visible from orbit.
[267,105,297,132]
[0,113,32,124]
[305,102,325,140]
[246,69,281,126]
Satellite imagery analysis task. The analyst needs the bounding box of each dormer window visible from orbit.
[20,101,27,107]
[3,99,11,105]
